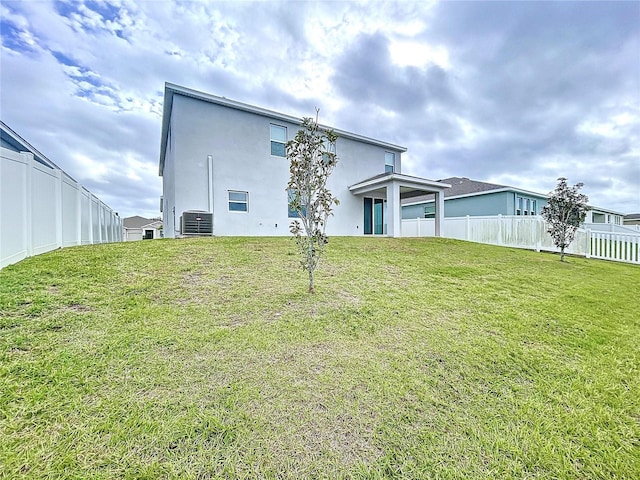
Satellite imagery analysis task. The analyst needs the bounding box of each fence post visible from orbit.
[88,193,94,245]
[497,214,503,245]
[585,229,591,259]
[55,169,63,249]
[466,215,470,241]
[416,217,420,237]
[76,181,82,245]
[23,153,34,258]
[535,217,541,252]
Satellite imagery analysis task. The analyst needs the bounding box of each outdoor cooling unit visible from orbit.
[180,211,213,236]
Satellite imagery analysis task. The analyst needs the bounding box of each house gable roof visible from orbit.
[123,216,161,229]
[158,83,407,176]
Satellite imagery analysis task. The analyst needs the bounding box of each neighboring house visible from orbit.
[402,177,548,219]
[624,213,640,226]
[402,176,626,226]
[123,216,162,241]
[585,207,624,225]
[158,83,450,238]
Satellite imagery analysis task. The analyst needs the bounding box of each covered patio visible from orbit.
[349,173,450,237]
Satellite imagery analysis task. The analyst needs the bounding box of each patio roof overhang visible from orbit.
[349,173,450,197]
[348,173,451,237]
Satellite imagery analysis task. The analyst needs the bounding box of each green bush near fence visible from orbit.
[1,237,639,479]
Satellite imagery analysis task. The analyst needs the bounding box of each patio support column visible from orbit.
[435,190,445,237]
[387,181,401,238]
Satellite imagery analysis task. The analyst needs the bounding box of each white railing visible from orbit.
[584,222,640,234]
[1,148,123,269]
[590,231,639,264]
[402,215,639,264]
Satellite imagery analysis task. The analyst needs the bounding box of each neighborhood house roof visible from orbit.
[123,216,161,229]
[401,177,547,205]
[159,83,408,176]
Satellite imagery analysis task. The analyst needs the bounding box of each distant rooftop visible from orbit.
[123,216,162,229]
[401,177,546,205]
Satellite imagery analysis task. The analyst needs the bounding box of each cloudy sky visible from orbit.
[1,0,639,218]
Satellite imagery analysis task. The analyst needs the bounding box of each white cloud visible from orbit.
[388,41,450,69]
[1,0,638,218]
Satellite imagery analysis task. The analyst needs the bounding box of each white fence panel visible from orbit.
[445,217,467,240]
[402,215,638,264]
[1,150,29,268]
[62,173,80,247]
[1,147,123,270]
[31,162,59,255]
[590,231,639,264]
[80,188,92,244]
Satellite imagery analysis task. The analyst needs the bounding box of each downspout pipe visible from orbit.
[207,155,214,213]
[208,155,214,235]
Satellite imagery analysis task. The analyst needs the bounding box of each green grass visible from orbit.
[1,237,638,479]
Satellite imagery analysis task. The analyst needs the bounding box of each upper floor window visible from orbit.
[531,200,537,215]
[385,152,395,173]
[228,190,248,212]
[270,124,287,157]
[322,140,336,164]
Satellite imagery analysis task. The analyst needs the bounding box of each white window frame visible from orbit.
[228,190,248,213]
[385,152,395,173]
[270,124,287,157]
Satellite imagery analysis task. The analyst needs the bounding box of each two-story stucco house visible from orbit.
[159,83,450,238]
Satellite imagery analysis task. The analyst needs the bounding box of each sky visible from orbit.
[1,0,639,218]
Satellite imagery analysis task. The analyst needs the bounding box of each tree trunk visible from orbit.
[560,246,566,262]
[308,269,315,293]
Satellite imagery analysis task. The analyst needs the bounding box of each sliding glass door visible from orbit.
[363,198,385,235]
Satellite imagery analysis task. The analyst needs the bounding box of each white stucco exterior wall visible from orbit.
[161,91,405,237]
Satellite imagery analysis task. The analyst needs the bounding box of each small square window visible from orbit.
[270,124,287,157]
[228,190,248,212]
[385,152,395,173]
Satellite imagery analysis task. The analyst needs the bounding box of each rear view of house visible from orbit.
[158,83,450,238]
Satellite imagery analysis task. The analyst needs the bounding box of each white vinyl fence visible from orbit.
[1,148,122,269]
[403,215,639,265]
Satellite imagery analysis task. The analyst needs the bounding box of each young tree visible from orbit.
[286,110,339,293]
[541,177,589,262]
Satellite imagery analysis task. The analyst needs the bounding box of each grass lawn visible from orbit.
[1,237,638,479]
